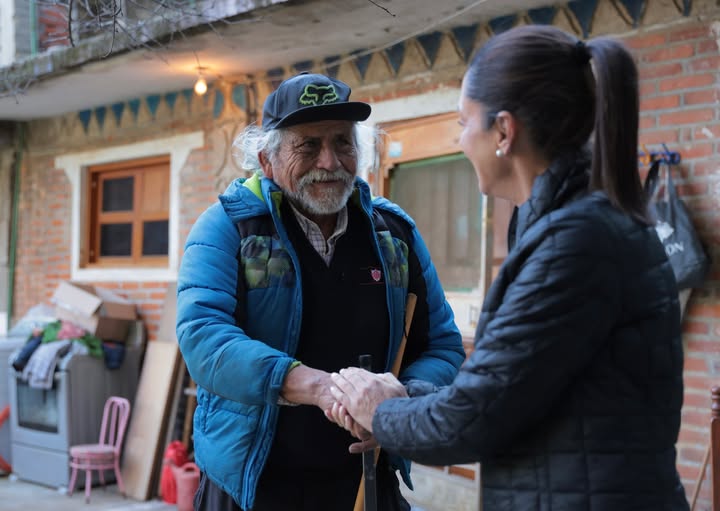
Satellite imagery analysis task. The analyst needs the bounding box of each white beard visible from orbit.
[285,168,354,216]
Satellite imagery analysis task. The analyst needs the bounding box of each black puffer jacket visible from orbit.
[373,153,689,510]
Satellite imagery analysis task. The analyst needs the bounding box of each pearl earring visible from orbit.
[495,148,504,158]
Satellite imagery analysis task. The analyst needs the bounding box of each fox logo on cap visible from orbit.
[299,84,340,106]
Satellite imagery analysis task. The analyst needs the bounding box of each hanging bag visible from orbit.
[644,159,710,290]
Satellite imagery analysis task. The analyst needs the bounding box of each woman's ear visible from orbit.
[258,151,273,179]
[494,110,518,156]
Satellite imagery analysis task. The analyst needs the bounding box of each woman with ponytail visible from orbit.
[329,25,689,510]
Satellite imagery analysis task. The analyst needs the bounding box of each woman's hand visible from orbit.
[324,401,379,453]
[329,368,408,432]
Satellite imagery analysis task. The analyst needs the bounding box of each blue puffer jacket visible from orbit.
[371,153,689,510]
[176,173,465,510]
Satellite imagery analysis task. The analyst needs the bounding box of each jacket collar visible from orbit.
[508,149,591,251]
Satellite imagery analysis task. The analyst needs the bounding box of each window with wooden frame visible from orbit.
[378,112,515,290]
[85,155,170,267]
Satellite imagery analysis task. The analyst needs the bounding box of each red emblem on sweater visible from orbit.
[370,268,382,282]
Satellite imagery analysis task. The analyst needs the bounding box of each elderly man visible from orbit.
[176,72,465,511]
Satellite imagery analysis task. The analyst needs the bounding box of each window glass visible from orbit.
[100,223,132,256]
[390,155,483,291]
[142,220,169,255]
[102,177,134,212]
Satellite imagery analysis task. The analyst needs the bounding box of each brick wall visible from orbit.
[37,2,70,51]
[626,19,720,506]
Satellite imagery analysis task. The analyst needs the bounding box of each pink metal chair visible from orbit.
[68,396,131,503]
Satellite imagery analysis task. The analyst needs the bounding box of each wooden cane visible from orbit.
[353,293,417,511]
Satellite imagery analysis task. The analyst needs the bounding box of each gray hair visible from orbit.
[232,123,380,175]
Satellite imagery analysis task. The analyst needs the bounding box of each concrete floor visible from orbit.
[0,473,175,511]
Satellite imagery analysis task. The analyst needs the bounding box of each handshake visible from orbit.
[323,367,409,453]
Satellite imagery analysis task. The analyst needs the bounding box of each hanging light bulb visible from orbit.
[194,76,208,96]
[194,66,208,96]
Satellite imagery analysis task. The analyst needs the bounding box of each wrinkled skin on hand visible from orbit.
[328,367,408,449]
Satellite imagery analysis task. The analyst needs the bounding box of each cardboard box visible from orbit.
[52,281,137,341]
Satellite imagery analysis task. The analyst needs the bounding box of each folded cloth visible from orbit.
[11,335,43,372]
[21,340,72,389]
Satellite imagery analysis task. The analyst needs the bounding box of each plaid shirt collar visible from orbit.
[288,202,348,265]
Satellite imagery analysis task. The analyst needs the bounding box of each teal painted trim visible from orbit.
[568,0,598,38]
[181,88,194,111]
[29,0,38,55]
[232,84,247,110]
[213,89,225,119]
[165,92,178,112]
[78,110,92,133]
[528,6,557,25]
[385,42,406,75]
[293,60,314,74]
[395,152,465,170]
[7,123,25,331]
[352,49,372,79]
[618,0,645,27]
[94,106,107,131]
[128,99,141,121]
[323,56,340,78]
[111,102,125,126]
[146,94,161,118]
[451,24,478,62]
[489,15,517,34]
[417,32,443,67]
[267,67,285,90]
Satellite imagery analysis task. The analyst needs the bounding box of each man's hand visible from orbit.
[329,368,408,432]
[280,364,334,410]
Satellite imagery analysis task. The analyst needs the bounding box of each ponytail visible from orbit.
[587,38,649,224]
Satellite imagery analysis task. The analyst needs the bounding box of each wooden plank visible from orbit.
[712,386,720,511]
[156,281,177,344]
[121,341,181,500]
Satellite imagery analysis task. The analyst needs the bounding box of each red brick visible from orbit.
[690,56,720,72]
[697,39,718,55]
[638,62,684,80]
[659,74,716,92]
[690,123,720,141]
[659,109,714,126]
[684,355,710,372]
[678,423,708,443]
[686,338,720,354]
[640,115,656,129]
[680,143,716,161]
[681,409,709,429]
[625,33,667,49]
[640,94,681,111]
[684,320,711,335]
[688,303,720,318]
[685,89,719,106]
[679,446,707,464]
[638,129,680,145]
[691,160,720,176]
[642,44,695,63]
[668,25,712,42]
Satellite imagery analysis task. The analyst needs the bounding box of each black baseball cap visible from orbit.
[261,72,371,131]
